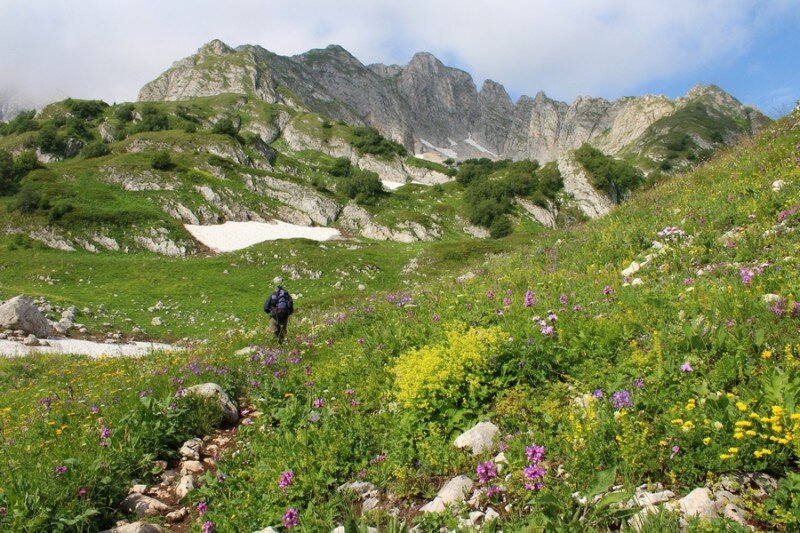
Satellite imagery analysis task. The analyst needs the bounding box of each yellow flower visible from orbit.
[736,402,748,412]
[762,350,773,360]
[772,405,785,416]
[746,430,757,437]
[734,431,744,440]
[703,437,711,445]
[734,420,753,428]
[754,448,773,458]
[671,418,684,425]
[728,447,739,454]
[720,453,732,460]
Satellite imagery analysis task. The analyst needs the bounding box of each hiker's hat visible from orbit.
[273,276,284,286]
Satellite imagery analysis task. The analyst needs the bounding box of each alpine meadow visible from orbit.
[1,32,800,533]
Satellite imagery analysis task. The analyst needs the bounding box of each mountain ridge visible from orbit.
[139,39,770,166]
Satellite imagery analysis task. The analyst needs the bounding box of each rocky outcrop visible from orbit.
[243,174,340,225]
[517,198,557,228]
[133,228,190,257]
[183,383,239,426]
[0,296,54,338]
[558,154,615,219]
[339,204,440,242]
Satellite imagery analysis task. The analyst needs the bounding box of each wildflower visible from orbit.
[754,448,773,458]
[54,465,67,476]
[309,412,320,423]
[202,521,215,533]
[313,398,325,409]
[196,501,208,515]
[762,350,773,360]
[486,485,505,497]
[498,440,508,452]
[670,445,680,458]
[703,437,711,445]
[370,454,387,464]
[573,304,583,311]
[486,290,495,301]
[559,293,568,305]
[240,418,253,425]
[740,268,754,285]
[592,389,604,399]
[680,362,694,373]
[633,378,645,389]
[283,507,299,529]
[100,426,111,439]
[525,482,544,491]
[289,355,301,364]
[351,399,360,407]
[503,297,512,307]
[523,464,546,480]
[526,444,546,463]
[603,285,613,296]
[358,337,365,344]
[547,310,558,322]
[524,289,535,307]
[138,388,152,398]
[344,388,355,396]
[476,461,497,483]
[540,323,555,336]
[431,314,441,322]
[684,278,694,285]
[77,487,87,498]
[90,405,100,414]
[279,470,294,491]
[736,401,748,412]
[611,390,633,409]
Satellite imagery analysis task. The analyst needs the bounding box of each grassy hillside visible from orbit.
[0,104,797,531]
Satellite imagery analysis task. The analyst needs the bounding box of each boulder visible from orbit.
[175,475,195,498]
[420,475,474,513]
[183,383,239,426]
[119,493,170,518]
[677,487,717,520]
[100,522,163,533]
[454,421,499,455]
[179,460,204,476]
[165,507,188,523]
[179,438,203,460]
[0,295,54,338]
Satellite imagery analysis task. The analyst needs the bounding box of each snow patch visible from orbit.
[0,338,179,358]
[464,136,498,157]
[382,180,407,191]
[185,221,342,252]
[420,138,458,159]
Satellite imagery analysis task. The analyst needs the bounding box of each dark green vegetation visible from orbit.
[574,144,644,203]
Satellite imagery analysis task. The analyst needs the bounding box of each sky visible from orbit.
[1,0,799,117]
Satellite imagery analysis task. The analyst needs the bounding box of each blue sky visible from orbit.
[1,0,798,116]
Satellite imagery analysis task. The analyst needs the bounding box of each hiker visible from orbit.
[264,277,294,344]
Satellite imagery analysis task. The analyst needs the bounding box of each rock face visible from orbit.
[139,40,769,164]
[0,296,54,338]
[183,383,239,426]
[557,153,616,218]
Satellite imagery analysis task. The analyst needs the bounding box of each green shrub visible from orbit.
[212,117,239,137]
[13,151,41,177]
[14,182,47,213]
[113,103,135,123]
[0,150,16,195]
[350,127,407,157]
[150,151,174,170]
[574,143,643,203]
[0,110,39,136]
[82,141,110,159]
[36,123,64,155]
[489,215,513,238]
[132,104,169,133]
[337,168,383,204]
[64,98,108,120]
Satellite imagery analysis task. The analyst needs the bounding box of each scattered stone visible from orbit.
[253,528,280,533]
[772,179,786,192]
[119,493,170,518]
[722,503,748,526]
[175,475,195,498]
[183,383,239,426]
[629,489,675,508]
[456,272,476,284]
[23,335,40,346]
[454,421,500,455]
[179,460,204,476]
[151,317,163,326]
[0,295,54,338]
[678,487,717,520]
[338,481,378,499]
[362,496,380,513]
[469,511,485,525]
[100,522,163,533]
[129,485,148,494]
[420,475,474,513]
[160,470,179,485]
[235,345,258,356]
[179,438,203,460]
[622,261,641,277]
[357,284,366,291]
[165,507,188,523]
[631,277,643,286]
[484,507,500,522]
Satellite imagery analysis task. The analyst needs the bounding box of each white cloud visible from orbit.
[0,0,797,108]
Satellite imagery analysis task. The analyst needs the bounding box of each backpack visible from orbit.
[265,287,293,318]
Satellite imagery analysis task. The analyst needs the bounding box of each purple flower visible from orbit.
[633,378,645,389]
[309,412,320,423]
[196,501,208,515]
[559,293,568,305]
[138,388,152,398]
[486,485,505,497]
[524,482,544,491]
[540,323,555,336]
[202,521,215,533]
[289,355,301,364]
[523,464,546,480]
[770,298,788,317]
[431,313,441,322]
[573,304,583,312]
[279,469,294,491]
[77,487,87,498]
[611,390,633,409]
[54,465,67,476]
[680,362,694,373]
[357,337,365,344]
[671,445,680,459]
[603,285,613,296]
[547,310,558,322]
[526,444,546,464]
[592,389,604,399]
[486,290,495,301]
[100,426,111,439]
[283,507,299,529]
[740,268,754,285]
[498,440,508,452]
[90,405,100,414]
[313,398,325,409]
[240,417,253,425]
[524,289,535,307]
[476,460,497,483]
[351,399,360,407]
[344,388,355,396]
[503,297,512,307]
[684,278,694,285]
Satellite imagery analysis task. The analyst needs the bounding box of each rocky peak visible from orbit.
[199,39,234,56]
[479,80,512,107]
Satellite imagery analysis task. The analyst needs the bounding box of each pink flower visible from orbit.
[279,470,294,491]
[476,460,497,483]
[283,507,299,529]
[524,290,535,307]
[680,362,694,373]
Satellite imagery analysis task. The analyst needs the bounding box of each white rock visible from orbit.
[175,475,195,498]
[119,493,171,517]
[763,293,782,304]
[469,511,485,525]
[362,496,380,513]
[183,383,239,426]
[456,272,476,283]
[772,179,786,192]
[253,527,280,533]
[101,522,164,533]
[630,490,675,508]
[0,295,54,338]
[454,421,500,455]
[678,487,717,520]
[129,484,148,494]
[420,475,474,513]
[179,438,203,460]
[179,461,204,476]
[631,277,643,286]
[622,261,641,277]
[722,503,748,526]
[165,507,188,523]
[151,317,163,326]
[484,507,500,522]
